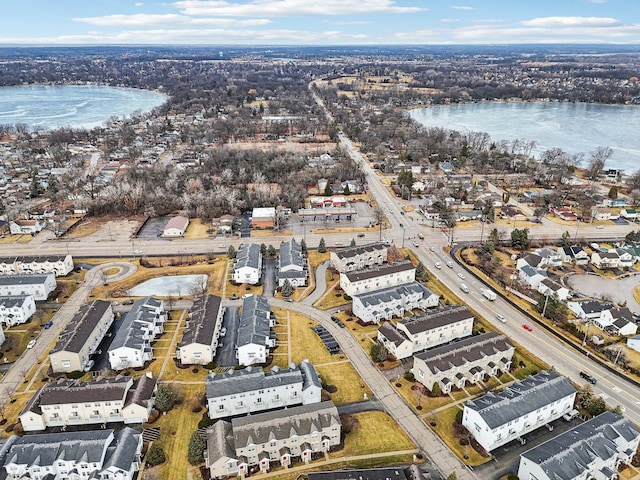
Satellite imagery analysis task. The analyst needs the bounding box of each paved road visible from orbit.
[303,260,329,306]
[270,298,475,480]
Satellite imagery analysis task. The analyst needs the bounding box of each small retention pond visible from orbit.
[128,274,208,296]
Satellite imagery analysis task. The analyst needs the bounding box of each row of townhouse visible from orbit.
[339,260,415,297]
[19,374,157,431]
[518,411,640,480]
[108,297,167,370]
[0,428,143,480]
[330,242,387,273]
[0,254,73,277]
[232,243,263,285]
[205,401,341,479]
[0,273,56,301]
[377,305,475,360]
[413,332,514,394]
[352,282,439,324]
[277,238,308,288]
[0,295,35,326]
[50,300,114,374]
[177,295,225,366]
[462,370,577,452]
[568,300,638,337]
[205,360,322,419]
[237,295,276,366]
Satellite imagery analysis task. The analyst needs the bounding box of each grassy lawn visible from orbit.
[183,218,212,240]
[288,315,338,365]
[427,406,490,466]
[332,411,416,458]
[394,380,453,412]
[313,274,347,310]
[0,234,33,244]
[316,362,372,405]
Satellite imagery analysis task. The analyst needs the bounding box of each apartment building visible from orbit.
[0,274,56,301]
[236,295,276,366]
[340,260,415,297]
[277,239,307,287]
[232,243,263,285]
[352,282,439,324]
[0,295,36,326]
[330,243,387,273]
[0,254,73,277]
[177,295,225,366]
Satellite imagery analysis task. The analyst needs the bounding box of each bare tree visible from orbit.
[586,146,613,182]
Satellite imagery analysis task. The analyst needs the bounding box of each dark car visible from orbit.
[330,315,340,322]
[357,233,365,238]
[122,299,134,305]
[579,371,597,384]
[229,295,239,300]
[43,320,53,329]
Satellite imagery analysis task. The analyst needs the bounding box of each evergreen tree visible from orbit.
[187,431,207,465]
[267,244,276,258]
[561,230,571,247]
[324,183,332,196]
[155,384,176,412]
[260,243,267,256]
[227,245,236,259]
[431,382,442,397]
[300,238,307,254]
[350,238,356,247]
[415,262,429,282]
[343,184,351,195]
[146,444,166,466]
[370,342,388,362]
[511,227,530,250]
[281,279,294,297]
[318,238,327,253]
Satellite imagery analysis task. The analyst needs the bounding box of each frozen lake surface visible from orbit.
[129,274,208,297]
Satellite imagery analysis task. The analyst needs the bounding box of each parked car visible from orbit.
[522,324,533,331]
[44,321,53,329]
[563,409,579,421]
[229,295,239,300]
[579,371,597,384]
[26,339,36,349]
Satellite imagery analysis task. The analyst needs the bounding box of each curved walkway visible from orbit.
[270,298,476,480]
[302,260,329,305]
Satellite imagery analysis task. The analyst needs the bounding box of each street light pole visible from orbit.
[582,321,592,346]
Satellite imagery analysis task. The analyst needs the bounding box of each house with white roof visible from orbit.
[206,361,322,419]
[232,243,263,285]
[462,370,577,452]
[413,333,514,394]
[205,401,341,478]
[340,260,415,297]
[177,295,225,366]
[534,248,563,267]
[517,411,640,480]
[162,215,189,237]
[108,297,167,370]
[0,296,35,326]
[236,295,276,366]
[352,282,438,324]
[377,305,474,360]
[277,239,307,288]
[330,243,387,273]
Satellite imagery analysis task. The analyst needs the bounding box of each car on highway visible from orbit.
[496,314,506,323]
[446,261,454,268]
[596,225,604,229]
[435,262,441,269]
[457,273,465,279]
[284,298,293,303]
[26,339,36,349]
[429,246,435,252]
[522,324,533,331]
[413,241,419,247]
[357,233,365,238]
[44,321,53,329]
[580,370,597,384]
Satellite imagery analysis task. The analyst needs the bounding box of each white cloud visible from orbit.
[522,16,619,28]
[73,13,271,27]
[135,2,144,6]
[174,0,423,17]
[586,0,607,3]
[451,5,473,10]
[439,18,460,23]
[324,20,372,25]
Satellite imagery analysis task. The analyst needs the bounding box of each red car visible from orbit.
[522,324,533,331]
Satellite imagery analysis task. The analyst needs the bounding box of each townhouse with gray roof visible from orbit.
[50,300,114,373]
[378,305,474,360]
[340,260,415,297]
[178,295,224,366]
[19,373,157,431]
[232,243,262,285]
[277,238,307,287]
[518,411,640,480]
[353,282,438,324]
[108,297,167,370]
[462,370,577,452]
[205,401,341,478]
[330,242,387,273]
[0,427,142,480]
[236,295,276,366]
[0,295,35,326]
[0,273,56,301]
[413,333,514,394]
[206,360,322,419]
[0,254,73,277]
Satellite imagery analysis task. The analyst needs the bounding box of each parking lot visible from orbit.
[136,217,170,239]
[311,325,340,355]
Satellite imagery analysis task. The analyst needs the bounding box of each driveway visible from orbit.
[302,260,329,305]
[216,306,240,367]
[262,258,277,298]
[566,273,640,314]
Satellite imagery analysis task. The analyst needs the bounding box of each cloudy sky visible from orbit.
[2,0,639,45]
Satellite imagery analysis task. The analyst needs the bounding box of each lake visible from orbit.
[0,84,167,130]
[409,102,640,172]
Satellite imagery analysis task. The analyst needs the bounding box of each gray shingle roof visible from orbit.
[377,322,410,346]
[102,427,142,473]
[235,243,262,270]
[520,412,640,479]
[400,305,474,335]
[51,300,113,354]
[0,274,53,286]
[0,296,31,309]
[354,282,435,308]
[464,370,576,429]
[279,239,304,270]
[345,260,413,283]
[206,364,302,398]
[205,420,235,465]
[237,295,272,349]
[109,297,164,351]
[179,295,222,347]
[333,242,386,260]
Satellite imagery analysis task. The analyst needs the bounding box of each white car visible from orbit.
[413,241,419,247]
[496,314,506,323]
[26,339,36,349]
[457,273,465,279]
[435,263,442,269]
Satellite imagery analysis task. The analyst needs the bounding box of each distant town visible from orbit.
[0,45,639,480]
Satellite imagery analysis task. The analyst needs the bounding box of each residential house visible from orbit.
[614,247,635,268]
[162,215,189,237]
[0,428,143,480]
[277,239,307,288]
[591,250,620,269]
[594,307,638,336]
[423,208,440,221]
[462,370,577,452]
[108,297,167,370]
[177,295,225,366]
[516,253,547,271]
[377,305,474,360]
[552,206,577,221]
[340,260,415,297]
[0,295,36,326]
[627,335,640,353]
[206,360,322,419]
[232,243,263,285]
[518,265,548,289]
[251,207,276,229]
[9,219,43,235]
[534,248,563,267]
[19,374,157,431]
[537,279,570,301]
[517,412,640,480]
[591,207,612,221]
[330,243,387,273]
[0,254,74,277]
[567,300,614,320]
[352,282,439,324]
[50,300,114,373]
[236,295,276,366]
[621,208,638,220]
[557,246,589,266]
[0,274,56,301]
[413,333,514,394]
[205,401,341,478]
